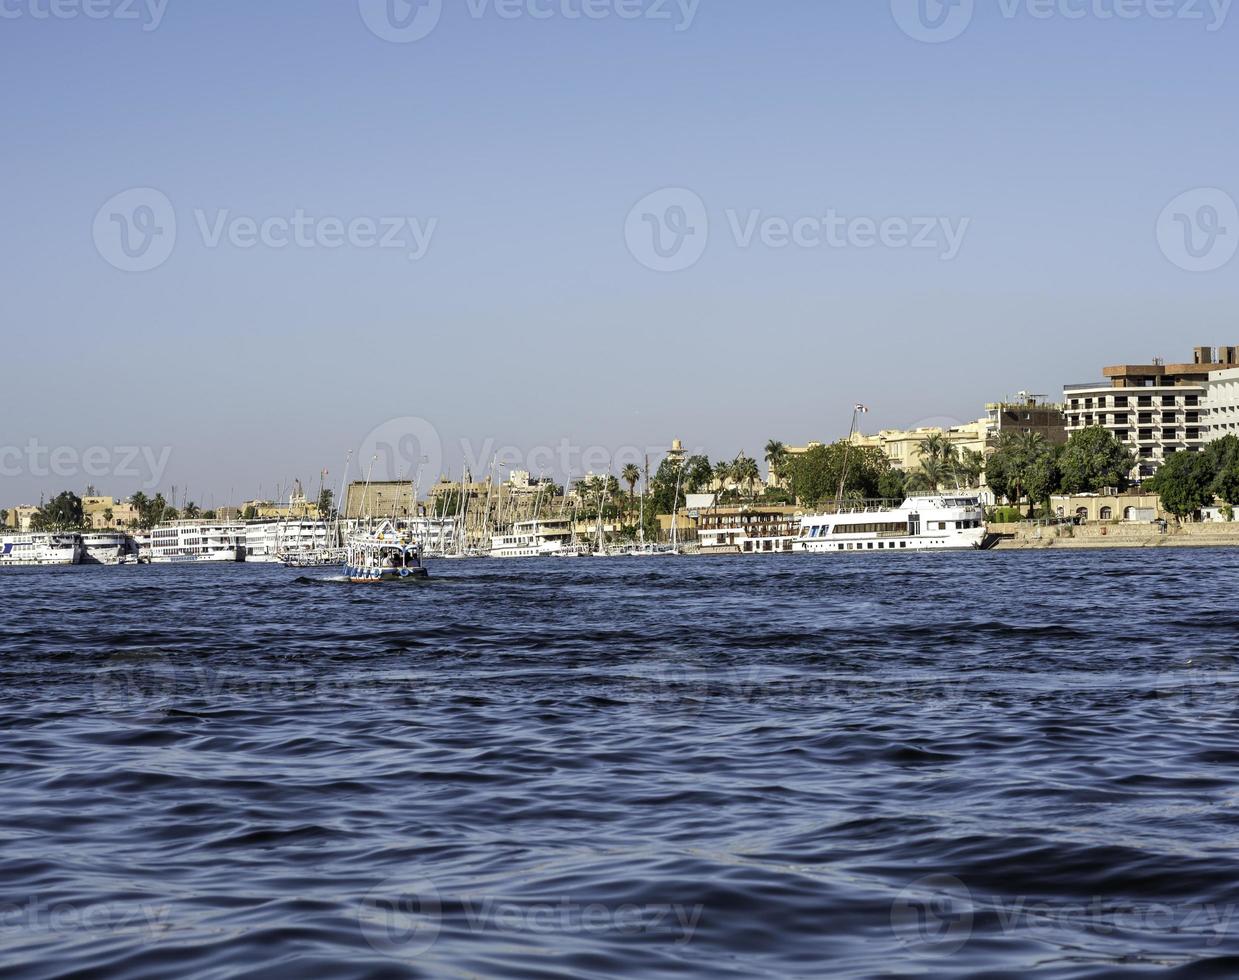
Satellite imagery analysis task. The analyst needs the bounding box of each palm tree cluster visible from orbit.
[904,434,985,493]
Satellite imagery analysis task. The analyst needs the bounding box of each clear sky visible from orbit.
[3,0,1238,506]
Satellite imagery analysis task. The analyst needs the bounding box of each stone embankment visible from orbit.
[989,521,1239,549]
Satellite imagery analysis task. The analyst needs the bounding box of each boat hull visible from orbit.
[344,564,429,583]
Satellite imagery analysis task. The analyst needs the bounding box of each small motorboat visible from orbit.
[344,522,429,583]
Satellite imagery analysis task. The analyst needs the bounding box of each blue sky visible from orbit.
[2,0,1238,506]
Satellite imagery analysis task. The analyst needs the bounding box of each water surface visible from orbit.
[2,551,1239,978]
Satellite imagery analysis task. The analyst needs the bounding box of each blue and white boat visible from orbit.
[344,521,428,582]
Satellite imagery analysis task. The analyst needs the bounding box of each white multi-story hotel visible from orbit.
[1204,366,1239,439]
[1063,346,1234,481]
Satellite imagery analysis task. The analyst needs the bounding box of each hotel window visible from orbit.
[1162,395,1176,406]
[1115,395,1128,406]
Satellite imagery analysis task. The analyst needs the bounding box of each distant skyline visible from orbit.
[3,0,1238,505]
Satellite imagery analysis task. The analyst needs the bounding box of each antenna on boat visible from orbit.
[836,404,869,509]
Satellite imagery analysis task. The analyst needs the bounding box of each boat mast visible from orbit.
[836,404,868,509]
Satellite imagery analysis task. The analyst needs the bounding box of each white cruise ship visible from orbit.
[244,520,336,563]
[149,522,246,563]
[795,495,987,553]
[81,532,139,565]
[0,533,84,566]
[490,518,575,558]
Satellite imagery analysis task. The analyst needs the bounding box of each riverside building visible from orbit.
[1062,346,1236,480]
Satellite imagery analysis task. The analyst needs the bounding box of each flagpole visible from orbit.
[836,404,869,508]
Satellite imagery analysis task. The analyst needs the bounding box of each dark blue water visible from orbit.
[3,551,1239,978]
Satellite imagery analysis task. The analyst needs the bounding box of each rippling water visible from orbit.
[4,551,1239,978]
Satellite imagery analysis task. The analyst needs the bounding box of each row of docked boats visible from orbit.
[0,532,142,567]
[487,494,988,557]
[0,494,989,569]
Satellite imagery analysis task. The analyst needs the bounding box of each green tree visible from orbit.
[906,459,945,494]
[32,492,84,531]
[681,455,714,494]
[183,502,201,520]
[1203,434,1239,475]
[733,453,760,498]
[951,449,986,489]
[920,433,950,465]
[317,488,335,519]
[764,440,788,485]
[1213,461,1239,506]
[621,463,641,507]
[787,442,899,507]
[1058,426,1134,493]
[1152,451,1214,520]
[877,466,906,502]
[242,504,259,521]
[985,431,1059,514]
[647,456,685,516]
[1023,451,1061,516]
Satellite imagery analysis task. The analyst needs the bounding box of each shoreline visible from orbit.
[988,522,1239,550]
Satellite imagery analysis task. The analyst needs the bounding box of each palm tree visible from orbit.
[734,453,761,499]
[183,502,201,520]
[920,433,949,465]
[953,449,985,489]
[764,439,788,487]
[906,459,945,494]
[713,459,733,495]
[622,463,641,510]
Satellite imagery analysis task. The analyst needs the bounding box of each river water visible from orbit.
[2,551,1238,978]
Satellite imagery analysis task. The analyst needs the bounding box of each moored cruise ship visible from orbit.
[0,533,84,566]
[244,520,336,563]
[149,522,246,563]
[490,518,575,558]
[81,532,140,565]
[795,495,987,553]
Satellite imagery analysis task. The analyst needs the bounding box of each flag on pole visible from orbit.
[855,404,869,413]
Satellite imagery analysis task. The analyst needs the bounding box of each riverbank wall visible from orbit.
[990,521,1239,549]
